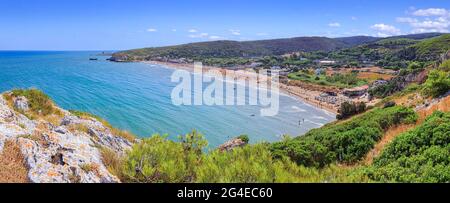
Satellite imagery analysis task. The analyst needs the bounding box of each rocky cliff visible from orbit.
[0,91,133,183]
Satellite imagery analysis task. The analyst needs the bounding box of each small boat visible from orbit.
[89,58,98,61]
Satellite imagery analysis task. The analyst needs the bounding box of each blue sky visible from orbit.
[0,0,448,50]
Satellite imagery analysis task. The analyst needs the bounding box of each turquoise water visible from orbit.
[0,51,335,147]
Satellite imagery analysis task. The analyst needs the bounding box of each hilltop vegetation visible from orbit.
[288,70,368,88]
[402,34,450,62]
[116,131,368,183]
[1,86,448,183]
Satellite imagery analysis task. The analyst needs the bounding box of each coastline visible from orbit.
[142,60,339,114]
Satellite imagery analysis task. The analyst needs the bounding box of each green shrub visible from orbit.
[439,59,450,72]
[366,111,450,183]
[423,69,450,98]
[120,132,366,183]
[336,102,367,120]
[69,110,136,143]
[407,61,424,70]
[237,135,250,143]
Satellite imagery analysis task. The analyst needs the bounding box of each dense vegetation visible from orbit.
[406,34,450,62]
[3,89,63,122]
[328,34,449,69]
[270,106,417,168]
[365,111,450,183]
[113,33,446,71]
[115,131,367,183]
[109,105,450,183]
[336,101,367,120]
[288,70,367,88]
[112,36,379,61]
[423,60,450,98]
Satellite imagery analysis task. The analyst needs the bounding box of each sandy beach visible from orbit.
[144,61,339,114]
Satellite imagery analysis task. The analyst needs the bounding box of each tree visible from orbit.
[237,135,250,143]
[423,69,450,98]
[439,59,450,72]
[407,61,423,70]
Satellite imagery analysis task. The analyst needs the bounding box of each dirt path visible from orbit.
[363,95,450,165]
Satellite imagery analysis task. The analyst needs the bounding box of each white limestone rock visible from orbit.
[0,92,135,183]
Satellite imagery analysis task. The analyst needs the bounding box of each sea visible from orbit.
[0,51,335,147]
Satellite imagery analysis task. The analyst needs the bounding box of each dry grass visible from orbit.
[364,95,450,165]
[100,148,124,180]
[80,163,101,176]
[3,90,64,124]
[67,123,90,134]
[0,140,29,183]
[364,123,416,165]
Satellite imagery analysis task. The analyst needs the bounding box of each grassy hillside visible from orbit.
[408,34,450,61]
[385,32,444,40]
[112,36,384,61]
[329,33,450,69]
[365,111,450,183]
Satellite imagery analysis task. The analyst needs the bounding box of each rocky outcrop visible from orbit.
[13,96,29,111]
[439,50,450,63]
[218,138,247,152]
[0,93,133,183]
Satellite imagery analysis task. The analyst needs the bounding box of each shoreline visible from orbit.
[142,60,339,114]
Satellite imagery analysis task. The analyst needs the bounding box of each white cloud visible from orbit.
[188,29,198,33]
[172,29,177,32]
[396,17,418,23]
[189,33,209,38]
[229,29,241,36]
[413,8,449,16]
[328,22,341,27]
[370,23,401,37]
[397,8,450,34]
[147,28,157,32]
[351,16,358,20]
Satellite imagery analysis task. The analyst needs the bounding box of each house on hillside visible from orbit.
[314,60,336,67]
[343,85,369,97]
[248,62,263,68]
